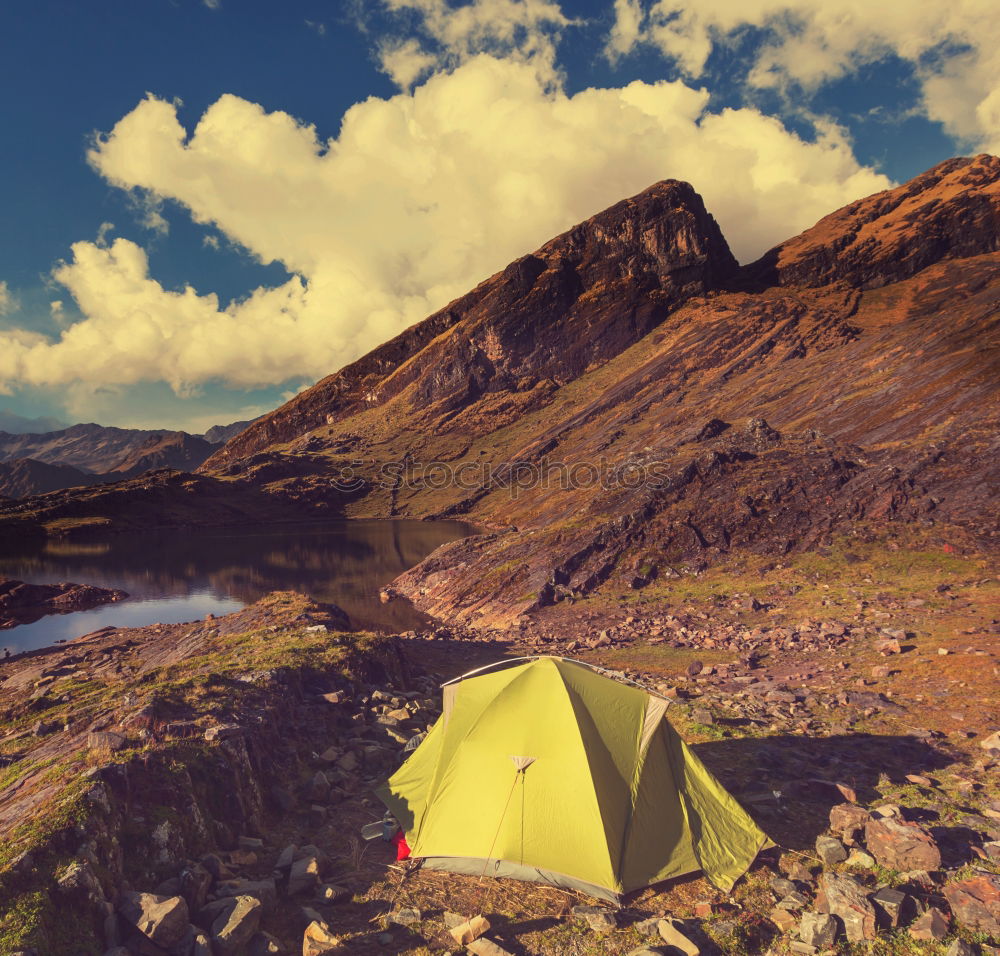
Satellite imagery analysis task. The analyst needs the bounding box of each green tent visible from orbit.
[376,656,770,903]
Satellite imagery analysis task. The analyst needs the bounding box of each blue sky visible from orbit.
[0,0,994,432]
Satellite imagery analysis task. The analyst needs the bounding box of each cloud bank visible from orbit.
[0,53,890,396]
[606,0,1000,153]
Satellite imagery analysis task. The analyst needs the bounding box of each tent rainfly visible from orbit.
[375,656,771,903]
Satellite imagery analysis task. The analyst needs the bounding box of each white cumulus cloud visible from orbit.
[376,0,574,88]
[0,53,891,395]
[606,0,1000,152]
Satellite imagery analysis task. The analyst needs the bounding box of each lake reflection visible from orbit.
[0,519,473,654]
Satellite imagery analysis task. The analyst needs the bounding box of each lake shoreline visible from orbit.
[0,517,474,655]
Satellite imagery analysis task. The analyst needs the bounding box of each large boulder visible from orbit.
[864,816,941,871]
[117,892,190,949]
[944,873,1000,939]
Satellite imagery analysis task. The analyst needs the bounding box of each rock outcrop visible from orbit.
[0,579,127,629]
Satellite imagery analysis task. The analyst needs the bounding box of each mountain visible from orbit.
[0,419,251,497]
[3,156,997,623]
[103,431,217,477]
[0,458,99,498]
[202,418,258,444]
[0,409,69,434]
[198,154,999,626]
[203,180,737,467]
[0,423,194,474]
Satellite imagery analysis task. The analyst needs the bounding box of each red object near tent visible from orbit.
[393,830,411,861]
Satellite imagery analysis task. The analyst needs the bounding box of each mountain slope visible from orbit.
[104,431,217,477]
[202,180,737,469]
[196,154,999,626]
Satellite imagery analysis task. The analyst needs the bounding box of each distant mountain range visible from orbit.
[0,409,69,434]
[0,419,257,497]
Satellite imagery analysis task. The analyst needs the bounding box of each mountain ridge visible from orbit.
[202,178,737,469]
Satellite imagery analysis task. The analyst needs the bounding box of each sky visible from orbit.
[0,0,995,434]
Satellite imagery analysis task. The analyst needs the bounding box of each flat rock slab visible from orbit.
[865,817,941,871]
[467,938,514,956]
[909,907,949,941]
[944,873,1000,938]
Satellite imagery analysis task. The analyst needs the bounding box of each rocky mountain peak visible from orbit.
[745,153,1000,290]
[204,179,737,468]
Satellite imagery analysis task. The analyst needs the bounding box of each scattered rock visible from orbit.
[634,916,663,935]
[88,730,126,752]
[204,723,243,742]
[318,884,349,904]
[770,907,798,932]
[247,931,284,955]
[816,835,847,866]
[657,918,700,956]
[909,907,949,941]
[818,873,877,942]
[467,939,514,956]
[449,915,491,944]
[212,896,262,953]
[305,771,330,803]
[302,920,341,955]
[946,940,978,956]
[389,907,421,926]
[846,849,875,868]
[829,803,870,843]
[798,912,837,949]
[118,892,190,949]
[216,879,276,913]
[287,856,320,896]
[871,887,909,928]
[572,904,618,933]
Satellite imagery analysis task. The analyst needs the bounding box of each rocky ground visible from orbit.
[0,580,127,632]
[0,537,997,955]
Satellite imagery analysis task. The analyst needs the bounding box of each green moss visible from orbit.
[0,889,98,955]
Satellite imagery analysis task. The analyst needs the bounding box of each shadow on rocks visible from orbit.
[693,733,955,850]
